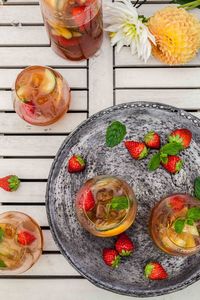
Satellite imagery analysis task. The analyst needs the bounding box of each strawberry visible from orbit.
[57,36,80,47]
[144,131,161,149]
[72,6,87,27]
[145,262,168,280]
[103,248,121,268]
[169,195,186,212]
[22,101,35,117]
[161,155,183,174]
[79,189,95,212]
[168,128,192,149]
[115,233,134,256]
[17,231,36,246]
[0,175,20,192]
[124,141,148,160]
[68,155,85,173]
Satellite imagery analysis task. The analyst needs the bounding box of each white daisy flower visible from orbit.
[104,0,156,62]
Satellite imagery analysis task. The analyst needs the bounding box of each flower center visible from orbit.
[122,22,137,39]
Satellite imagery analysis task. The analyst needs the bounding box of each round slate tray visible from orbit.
[46,102,200,297]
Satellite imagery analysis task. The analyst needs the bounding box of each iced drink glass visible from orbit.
[150,194,200,256]
[76,175,137,237]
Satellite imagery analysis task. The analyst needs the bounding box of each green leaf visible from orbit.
[194,176,200,200]
[160,142,183,155]
[187,207,200,222]
[0,228,4,242]
[110,196,129,210]
[0,259,7,268]
[106,121,126,148]
[148,153,160,171]
[160,152,168,164]
[172,0,200,9]
[174,219,185,233]
[186,219,194,225]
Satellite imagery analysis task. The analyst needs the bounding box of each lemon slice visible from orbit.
[41,69,56,95]
[182,224,199,236]
[16,86,27,102]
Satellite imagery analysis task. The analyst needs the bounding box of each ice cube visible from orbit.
[96,188,113,202]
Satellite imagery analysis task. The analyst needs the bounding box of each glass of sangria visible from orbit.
[75,175,137,237]
[40,0,103,61]
[0,211,43,274]
[150,194,200,256]
[13,66,71,126]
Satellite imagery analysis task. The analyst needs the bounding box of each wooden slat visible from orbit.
[23,254,78,276]
[1,278,200,300]
[0,48,86,67]
[88,35,113,116]
[0,182,46,203]
[0,69,87,89]
[115,47,200,67]
[0,90,88,111]
[0,159,52,179]
[43,229,58,251]
[0,6,43,24]
[0,112,87,133]
[0,136,65,156]
[0,26,49,45]
[115,89,200,109]
[115,68,200,88]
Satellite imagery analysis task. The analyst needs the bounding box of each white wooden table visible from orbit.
[0,0,200,299]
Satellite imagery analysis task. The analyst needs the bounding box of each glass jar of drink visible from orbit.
[13,66,71,126]
[0,211,43,274]
[75,176,137,237]
[150,194,200,256]
[40,0,103,61]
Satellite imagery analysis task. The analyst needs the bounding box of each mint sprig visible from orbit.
[110,196,129,210]
[174,207,200,233]
[0,259,7,268]
[148,153,161,171]
[106,121,126,148]
[194,177,200,200]
[0,228,4,242]
[160,142,183,155]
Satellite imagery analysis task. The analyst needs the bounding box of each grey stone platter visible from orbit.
[46,102,200,297]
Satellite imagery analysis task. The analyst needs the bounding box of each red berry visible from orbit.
[124,141,148,160]
[0,175,20,192]
[144,262,168,280]
[17,231,36,246]
[115,233,134,256]
[22,101,35,117]
[144,131,161,149]
[161,155,183,174]
[169,128,192,149]
[72,6,87,27]
[169,195,186,212]
[68,155,86,173]
[57,36,80,47]
[103,248,121,268]
[78,189,95,212]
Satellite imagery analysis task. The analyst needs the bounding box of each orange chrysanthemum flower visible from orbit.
[148,6,200,65]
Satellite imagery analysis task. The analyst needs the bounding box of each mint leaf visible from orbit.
[194,177,200,200]
[148,153,160,171]
[0,228,4,242]
[0,259,7,268]
[110,196,129,210]
[186,219,194,225]
[160,152,168,164]
[187,207,200,221]
[106,121,126,148]
[174,219,185,233]
[160,142,183,155]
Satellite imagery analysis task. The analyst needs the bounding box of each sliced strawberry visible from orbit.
[79,189,95,212]
[169,195,186,212]
[57,36,80,47]
[17,231,36,246]
[103,248,121,268]
[72,6,87,27]
[145,262,168,280]
[22,101,35,117]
